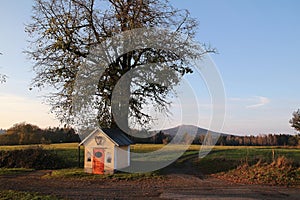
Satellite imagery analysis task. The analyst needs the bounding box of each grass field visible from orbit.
[0,143,299,199]
[1,143,299,173]
[1,143,299,166]
[0,190,60,200]
[0,144,298,200]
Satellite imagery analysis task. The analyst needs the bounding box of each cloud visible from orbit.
[228,97,244,101]
[246,96,270,109]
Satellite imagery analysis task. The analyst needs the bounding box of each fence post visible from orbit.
[78,145,81,168]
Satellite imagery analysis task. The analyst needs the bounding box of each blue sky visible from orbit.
[0,0,299,135]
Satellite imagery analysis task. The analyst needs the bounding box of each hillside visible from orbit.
[160,124,230,137]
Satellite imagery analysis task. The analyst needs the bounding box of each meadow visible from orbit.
[0,143,299,173]
[0,144,299,199]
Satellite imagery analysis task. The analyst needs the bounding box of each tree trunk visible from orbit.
[111,73,131,133]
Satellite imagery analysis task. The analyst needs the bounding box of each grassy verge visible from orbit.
[0,190,61,200]
[0,168,34,175]
[214,156,300,186]
[0,143,80,151]
[1,144,299,185]
[43,168,161,181]
[196,147,300,174]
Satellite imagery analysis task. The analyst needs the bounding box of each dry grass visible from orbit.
[214,156,300,186]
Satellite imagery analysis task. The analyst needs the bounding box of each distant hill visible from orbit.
[0,129,5,134]
[159,124,230,137]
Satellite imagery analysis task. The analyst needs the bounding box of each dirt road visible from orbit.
[0,170,299,199]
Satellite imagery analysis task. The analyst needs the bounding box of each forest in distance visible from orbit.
[0,123,80,145]
[0,122,299,146]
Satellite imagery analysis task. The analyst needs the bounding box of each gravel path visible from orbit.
[0,170,299,199]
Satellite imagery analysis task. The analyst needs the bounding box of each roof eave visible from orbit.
[78,128,101,146]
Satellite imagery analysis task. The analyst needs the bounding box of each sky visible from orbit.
[0,0,300,135]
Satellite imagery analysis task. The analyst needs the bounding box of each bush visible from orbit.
[214,156,300,186]
[0,146,69,169]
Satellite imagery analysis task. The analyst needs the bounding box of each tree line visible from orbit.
[0,123,80,145]
[215,134,300,146]
[1,122,299,146]
[130,131,300,146]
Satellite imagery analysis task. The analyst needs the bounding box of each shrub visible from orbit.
[214,156,300,186]
[0,146,69,169]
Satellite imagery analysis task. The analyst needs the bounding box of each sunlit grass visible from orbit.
[0,143,80,151]
[44,168,161,180]
[131,144,206,152]
[0,190,61,200]
[1,143,299,170]
[214,156,300,186]
[0,168,34,175]
[44,143,81,149]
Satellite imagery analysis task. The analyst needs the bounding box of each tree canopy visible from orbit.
[0,122,79,145]
[26,0,213,130]
[290,109,300,132]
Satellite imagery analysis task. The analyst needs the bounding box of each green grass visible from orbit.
[0,143,84,168]
[45,168,161,180]
[131,144,202,152]
[196,147,300,174]
[0,190,61,200]
[0,143,80,151]
[0,168,34,175]
[0,143,299,187]
[53,148,84,167]
[136,145,300,175]
[131,145,300,174]
[1,143,299,176]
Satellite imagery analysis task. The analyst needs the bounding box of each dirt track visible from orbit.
[0,170,299,200]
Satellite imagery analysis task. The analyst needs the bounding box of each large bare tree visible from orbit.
[26,0,214,130]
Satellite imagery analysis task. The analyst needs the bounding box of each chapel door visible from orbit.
[93,148,105,174]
